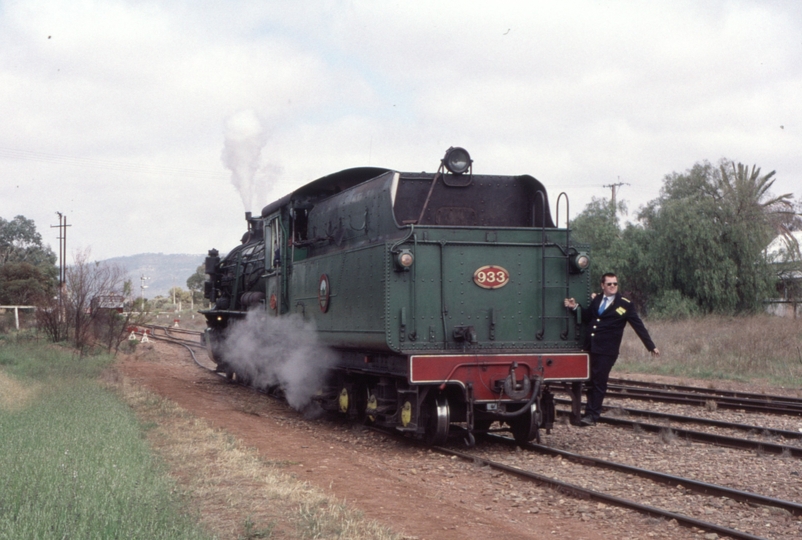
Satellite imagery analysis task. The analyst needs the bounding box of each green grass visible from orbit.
[0,339,111,380]
[0,340,212,540]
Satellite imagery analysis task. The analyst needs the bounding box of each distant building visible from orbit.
[766,231,802,318]
[91,295,126,313]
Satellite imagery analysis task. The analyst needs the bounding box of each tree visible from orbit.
[186,265,206,307]
[167,286,192,308]
[39,264,147,351]
[0,262,51,305]
[638,160,793,314]
[570,197,628,287]
[0,215,56,267]
[0,215,57,306]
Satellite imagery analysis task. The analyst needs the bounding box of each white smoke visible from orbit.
[221,109,270,211]
[220,310,338,410]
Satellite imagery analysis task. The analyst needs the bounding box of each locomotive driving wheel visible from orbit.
[509,402,540,445]
[424,394,450,446]
[338,384,368,421]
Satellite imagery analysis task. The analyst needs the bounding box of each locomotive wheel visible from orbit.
[364,388,378,424]
[510,403,539,445]
[338,385,368,420]
[424,395,450,446]
[338,388,350,414]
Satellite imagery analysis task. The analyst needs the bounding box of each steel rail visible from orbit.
[603,388,802,416]
[525,441,802,516]
[480,434,802,517]
[436,442,770,540]
[607,384,802,410]
[594,414,802,457]
[554,398,802,440]
[141,325,205,348]
[610,377,802,406]
[145,330,210,371]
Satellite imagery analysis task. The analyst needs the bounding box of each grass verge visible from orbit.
[0,340,211,540]
[113,375,402,539]
[619,315,802,389]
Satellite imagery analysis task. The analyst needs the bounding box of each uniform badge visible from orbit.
[616,307,627,315]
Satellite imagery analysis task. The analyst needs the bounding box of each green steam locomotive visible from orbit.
[202,147,591,446]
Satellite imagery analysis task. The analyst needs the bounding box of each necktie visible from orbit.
[598,297,608,315]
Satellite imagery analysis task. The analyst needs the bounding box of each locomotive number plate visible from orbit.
[473,265,510,289]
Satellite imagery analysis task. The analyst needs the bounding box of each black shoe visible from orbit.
[579,415,596,426]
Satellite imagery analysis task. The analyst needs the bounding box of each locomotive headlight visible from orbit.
[442,147,472,175]
[570,252,590,273]
[394,249,414,271]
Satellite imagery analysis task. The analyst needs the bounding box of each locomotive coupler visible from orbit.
[493,376,543,419]
[500,362,532,400]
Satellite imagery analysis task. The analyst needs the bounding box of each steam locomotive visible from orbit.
[202,147,591,445]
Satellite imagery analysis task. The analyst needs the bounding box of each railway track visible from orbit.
[602,382,802,416]
[553,398,802,456]
[436,437,793,540]
[149,335,801,539]
[609,378,802,406]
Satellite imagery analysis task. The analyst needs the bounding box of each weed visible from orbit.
[240,516,275,539]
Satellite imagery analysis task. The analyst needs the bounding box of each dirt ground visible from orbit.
[116,342,680,540]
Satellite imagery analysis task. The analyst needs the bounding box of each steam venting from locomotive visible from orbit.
[221,109,272,212]
[219,310,337,410]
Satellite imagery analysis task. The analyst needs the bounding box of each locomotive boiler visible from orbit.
[202,147,591,445]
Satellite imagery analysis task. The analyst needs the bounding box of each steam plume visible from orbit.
[221,109,269,211]
[220,310,337,410]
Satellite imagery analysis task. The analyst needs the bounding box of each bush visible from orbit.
[649,289,701,320]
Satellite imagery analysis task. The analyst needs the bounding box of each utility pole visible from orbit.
[602,179,629,217]
[50,213,71,328]
[50,212,71,288]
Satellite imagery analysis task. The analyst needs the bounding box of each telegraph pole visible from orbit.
[50,213,71,326]
[50,212,71,288]
[602,179,629,217]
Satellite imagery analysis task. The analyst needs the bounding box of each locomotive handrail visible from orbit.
[280,217,291,313]
[439,240,449,347]
[556,191,570,340]
[555,191,570,229]
[231,250,243,311]
[534,190,547,341]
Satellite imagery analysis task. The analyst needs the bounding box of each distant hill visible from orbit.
[101,253,205,299]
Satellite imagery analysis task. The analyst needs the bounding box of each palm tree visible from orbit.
[717,161,794,311]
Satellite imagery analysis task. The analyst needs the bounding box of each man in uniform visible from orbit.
[564,273,660,426]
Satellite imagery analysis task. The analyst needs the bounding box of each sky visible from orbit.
[1,0,800,263]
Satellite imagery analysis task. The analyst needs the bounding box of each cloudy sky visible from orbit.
[1,0,800,262]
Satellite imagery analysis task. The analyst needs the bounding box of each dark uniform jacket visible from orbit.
[580,293,656,356]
